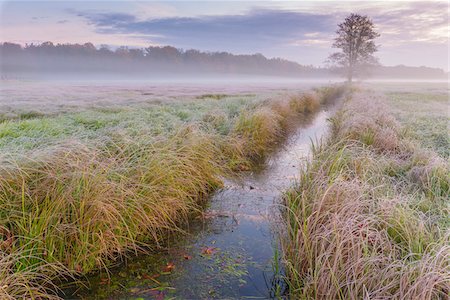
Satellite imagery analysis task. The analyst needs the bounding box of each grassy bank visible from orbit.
[0,86,344,299]
[283,88,449,299]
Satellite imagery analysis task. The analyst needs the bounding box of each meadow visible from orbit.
[384,88,449,158]
[283,83,449,299]
[0,81,343,299]
[1,80,447,299]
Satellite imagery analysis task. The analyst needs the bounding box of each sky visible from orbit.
[1,1,449,71]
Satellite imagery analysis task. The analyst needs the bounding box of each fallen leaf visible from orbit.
[202,247,217,255]
[183,254,192,260]
[162,262,175,273]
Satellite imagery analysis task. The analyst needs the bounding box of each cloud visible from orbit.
[74,9,339,52]
[74,2,449,51]
[3,1,447,69]
[359,1,449,45]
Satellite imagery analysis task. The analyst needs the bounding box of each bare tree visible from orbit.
[329,13,380,82]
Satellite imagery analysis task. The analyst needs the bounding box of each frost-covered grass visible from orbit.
[384,90,449,158]
[0,82,345,299]
[0,95,260,154]
[283,86,449,299]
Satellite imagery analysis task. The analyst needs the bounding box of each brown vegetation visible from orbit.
[283,90,449,299]
[0,86,344,299]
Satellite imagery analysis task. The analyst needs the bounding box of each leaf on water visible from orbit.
[183,254,192,260]
[202,247,217,255]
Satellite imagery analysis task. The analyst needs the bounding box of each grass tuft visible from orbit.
[0,86,345,298]
[282,89,449,299]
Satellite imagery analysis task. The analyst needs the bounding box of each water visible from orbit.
[66,108,332,300]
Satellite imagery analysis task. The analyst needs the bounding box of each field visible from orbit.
[384,87,449,158]
[1,80,448,299]
[283,82,449,299]
[0,80,343,299]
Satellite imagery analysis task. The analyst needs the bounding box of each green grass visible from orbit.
[0,95,260,154]
[0,85,345,299]
[196,93,230,100]
[283,88,449,299]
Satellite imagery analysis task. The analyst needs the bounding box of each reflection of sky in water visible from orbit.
[72,108,332,300]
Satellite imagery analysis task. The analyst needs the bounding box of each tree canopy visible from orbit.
[328,13,380,82]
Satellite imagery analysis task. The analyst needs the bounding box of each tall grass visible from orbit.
[1,130,227,271]
[233,87,345,160]
[283,90,449,299]
[0,86,344,299]
[0,244,73,300]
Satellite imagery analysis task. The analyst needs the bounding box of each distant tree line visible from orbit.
[0,42,446,79]
[0,42,325,78]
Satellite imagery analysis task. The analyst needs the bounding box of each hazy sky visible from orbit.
[1,1,449,70]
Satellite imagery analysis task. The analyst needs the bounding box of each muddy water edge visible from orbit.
[64,103,337,300]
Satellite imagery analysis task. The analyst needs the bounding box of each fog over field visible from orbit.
[1,1,449,81]
[1,42,448,80]
[0,1,449,300]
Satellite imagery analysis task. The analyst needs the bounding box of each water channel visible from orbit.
[67,106,333,300]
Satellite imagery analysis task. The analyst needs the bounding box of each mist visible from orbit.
[1,42,447,82]
[1,2,449,300]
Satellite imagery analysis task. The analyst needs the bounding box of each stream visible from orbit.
[67,107,332,300]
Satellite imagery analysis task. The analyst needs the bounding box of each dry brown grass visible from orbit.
[0,247,71,300]
[0,86,345,299]
[283,90,449,299]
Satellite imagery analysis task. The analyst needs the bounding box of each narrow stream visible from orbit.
[69,107,332,300]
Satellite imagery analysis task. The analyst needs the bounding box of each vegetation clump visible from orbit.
[0,86,344,299]
[196,94,230,100]
[283,90,449,299]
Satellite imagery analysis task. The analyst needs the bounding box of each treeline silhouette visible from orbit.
[0,42,324,78]
[0,42,446,79]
